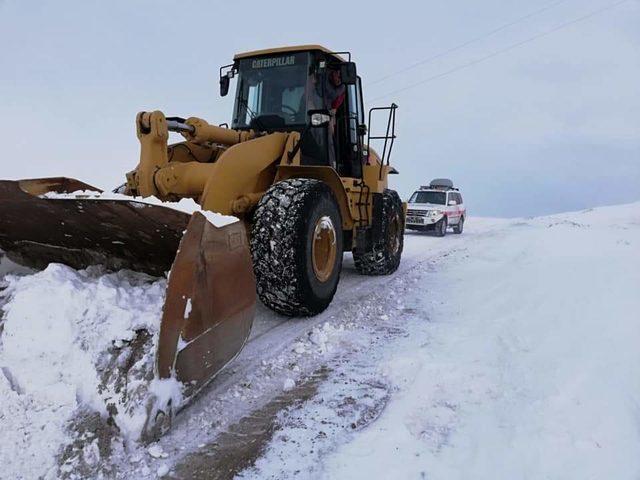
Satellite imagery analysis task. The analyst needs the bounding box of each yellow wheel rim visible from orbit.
[312,216,337,283]
[388,213,401,255]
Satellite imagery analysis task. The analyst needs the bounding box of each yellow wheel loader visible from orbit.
[0,45,404,438]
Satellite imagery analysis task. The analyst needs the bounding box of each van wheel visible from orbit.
[453,216,464,234]
[435,216,447,237]
[251,179,343,316]
[353,190,404,275]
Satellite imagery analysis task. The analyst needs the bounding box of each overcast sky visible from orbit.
[0,0,638,217]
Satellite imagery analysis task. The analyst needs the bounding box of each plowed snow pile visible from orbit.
[0,262,176,479]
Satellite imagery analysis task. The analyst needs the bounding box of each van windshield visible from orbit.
[409,191,446,205]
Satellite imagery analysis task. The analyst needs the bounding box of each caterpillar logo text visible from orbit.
[251,55,295,69]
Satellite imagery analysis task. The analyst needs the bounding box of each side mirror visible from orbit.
[357,124,367,136]
[220,75,230,97]
[309,110,331,127]
[340,62,357,85]
[448,200,457,206]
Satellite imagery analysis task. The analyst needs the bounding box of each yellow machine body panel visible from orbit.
[234,44,340,60]
[199,132,289,214]
[275,165,356,230]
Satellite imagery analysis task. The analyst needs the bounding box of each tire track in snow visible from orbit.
[113,221,506,478]
[146,236,476,478]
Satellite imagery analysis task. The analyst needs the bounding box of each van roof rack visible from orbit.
[419,178,458,191]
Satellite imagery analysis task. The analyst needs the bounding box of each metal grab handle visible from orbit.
[366,103,398,180]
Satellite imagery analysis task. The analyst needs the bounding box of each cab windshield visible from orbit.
[409,191,446,205]
[232,52,311,130]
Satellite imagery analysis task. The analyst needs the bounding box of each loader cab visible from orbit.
[224,46,367,178]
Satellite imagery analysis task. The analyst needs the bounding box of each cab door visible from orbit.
[341,77,365,178]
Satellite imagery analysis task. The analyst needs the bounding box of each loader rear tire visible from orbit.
[353,189,404,276]
[251,179,343,316]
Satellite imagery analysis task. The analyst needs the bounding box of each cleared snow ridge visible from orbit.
[0,263,176,479]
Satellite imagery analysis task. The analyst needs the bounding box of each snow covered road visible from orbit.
[1,203,639,479]
[241,203,640,480]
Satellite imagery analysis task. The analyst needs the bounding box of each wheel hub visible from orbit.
[312,216,337,282]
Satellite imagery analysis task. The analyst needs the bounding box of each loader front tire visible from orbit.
[251,179,343,316]
[353,189,404,276]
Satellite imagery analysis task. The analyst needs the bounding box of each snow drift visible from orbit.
[0,262,179,479]
[239,202,640,480]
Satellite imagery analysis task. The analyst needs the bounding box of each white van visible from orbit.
[406,179,465,236]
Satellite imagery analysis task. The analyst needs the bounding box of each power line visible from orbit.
[369,0,570,86]
[370,0,633,103]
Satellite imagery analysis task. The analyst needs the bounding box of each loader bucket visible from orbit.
[157,212,255,395]
[0,177,256,437]
[142,213,255,440]
[0,178,189,275]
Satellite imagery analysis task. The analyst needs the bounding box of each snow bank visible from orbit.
[41,190,238,227]
[237,202,640,480]
[323,202,640,480]
[0,264,172,479]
